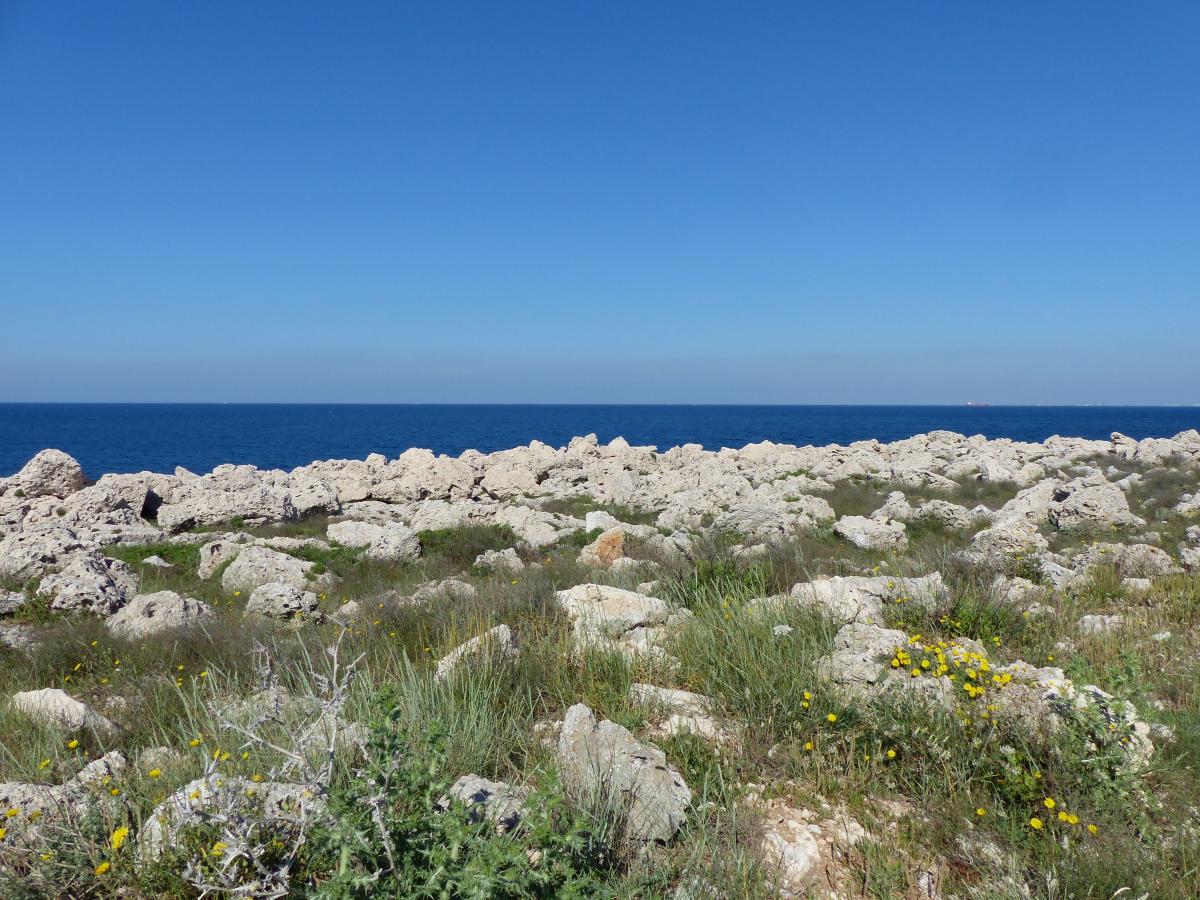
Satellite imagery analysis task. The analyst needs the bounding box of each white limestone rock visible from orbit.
[221,545,330,594]
[435,624,519,682]
[106,590,215,641]
[245,582,322,621]
[556,703,691,843]
[833,515,908,552]
[10,688,118,740]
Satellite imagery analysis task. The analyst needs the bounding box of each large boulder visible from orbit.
[106,590,215,641]
[833,515,908,552]
[10,688,118,740]
[4,449,87,499]
[37,553,139,615]
[578,528,626,567]
[245,582,321,621]
[790,573,947,625]
[0,526,91,581]
[556,703,691,843]
[0,752,125,848]
[555,583,673,650]
[138,773,325,861]
[1048,475,1145,531]
[221,546,328,594]
[361,522,422,563]
[435,625,519,682]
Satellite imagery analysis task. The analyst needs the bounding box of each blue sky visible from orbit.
[1,1,1197,404]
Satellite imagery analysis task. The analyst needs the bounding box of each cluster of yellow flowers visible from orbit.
[890,634,1014,705]
[1029,797,1098,835]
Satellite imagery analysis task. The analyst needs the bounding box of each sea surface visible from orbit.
[1,404,1197,478]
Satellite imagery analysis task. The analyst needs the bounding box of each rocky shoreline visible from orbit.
[2,428,1199,896]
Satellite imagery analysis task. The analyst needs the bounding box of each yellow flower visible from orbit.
[109,788,120,796]
[233,591,241,597]
[1067,813,1079,825]
[826,713,837,723]
[110,826,129,850]
[886,749,896,759]
[1030,817,1044,830]
[4,808,18,818]
[251,773,264,783]
[147,768,162,779]
[1087,823,1098,834]
[94,861,110,875]
[67,740,79,750]
[211,840,228,857]
[1043,797,1055,809]
[38,759,50,769]
[199,670,208,678]
[1057,811,1069,822]
[189,738,201,747]
[975,807,986,817]
[803,741,814,751]
[0,828,6,841]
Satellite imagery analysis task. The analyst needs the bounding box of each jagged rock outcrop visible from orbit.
[556,703,691,843]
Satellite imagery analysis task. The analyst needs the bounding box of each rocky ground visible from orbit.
[0,429,1199,898]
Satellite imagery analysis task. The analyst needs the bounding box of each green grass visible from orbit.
[3,475,1200,898]
[417,523,520,568]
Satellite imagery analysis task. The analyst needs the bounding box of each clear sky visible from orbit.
[1,1,1197,404]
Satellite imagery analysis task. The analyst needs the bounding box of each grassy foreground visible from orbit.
[1,507,1198,899]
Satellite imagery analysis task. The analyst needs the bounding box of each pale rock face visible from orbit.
[555,583,672,648]
[221,545,327,594]
[494,504,580,548]
[870,491,914,523]
[969,520,1049,565]
[410,578,478,604]
[138,773,325,861]
[196,533,252,579]
[479,462,540,499]
[435,624,519,682]
[361,522,422,563]
[627,683,734,746]
[38,553,139,615]
[373,449,475,502]
[1048,475,1145,531]
[326,520,384,547]
[711,494,834,541]
[912,499,979,530]
[1078,614,1123,635]
[789,573,947,625]
[753,797,866,898]
[10,688,119,739]
[439,774,527,832]
[5,449,87,499]
[156,465,339,532]
[473,547,524,573]
[556,703,692,843]
[106,590,215,640]
[1068,542,1181,579]
[0,751,125,848]
[833,515,908,552]
[245,582,321,620]
[0,590,26,615]
[578,527,626,567]
[0,526,90,581]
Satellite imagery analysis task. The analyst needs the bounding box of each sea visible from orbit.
[1,404,1197,478]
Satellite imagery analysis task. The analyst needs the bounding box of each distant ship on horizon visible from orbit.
[965,401,992,407]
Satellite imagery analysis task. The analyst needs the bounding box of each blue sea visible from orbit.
[1,404,1197,478]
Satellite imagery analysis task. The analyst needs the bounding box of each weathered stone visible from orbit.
[245,582,322,621]
[833,515,908,552]
[10,688,118,739]
[439,774,527,832]
[578,527,626,567]
[557,703,691,843]
[221,545,326,594]
[435,624,519,682]
[106,590,215,640]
